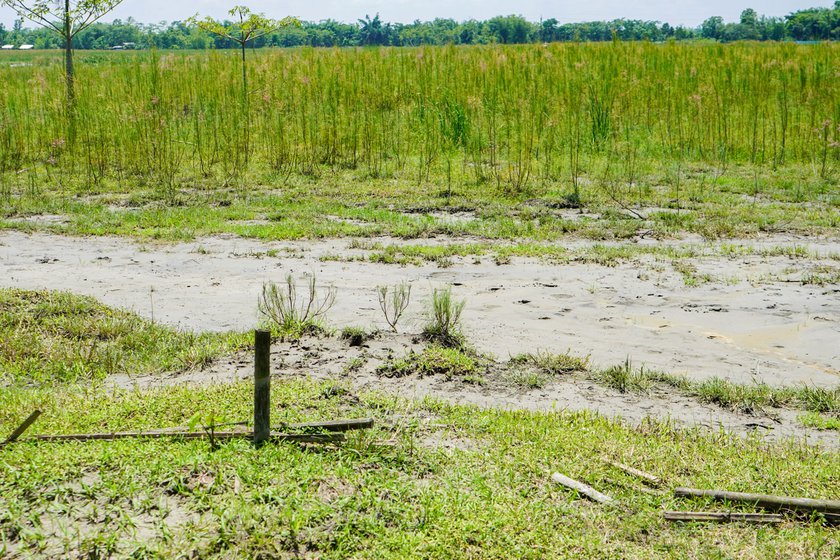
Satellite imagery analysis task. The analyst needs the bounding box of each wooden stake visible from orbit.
[1,410,42,447]
[674,487,840,516]
[664,511,783,524]
[551,472,615,505]
[254,330,271,447]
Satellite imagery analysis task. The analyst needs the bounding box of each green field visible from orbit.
[0,43,838,242]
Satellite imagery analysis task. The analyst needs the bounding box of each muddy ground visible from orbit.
[2,231,839,446]
[107,331,839,448]
[2,231,838,388]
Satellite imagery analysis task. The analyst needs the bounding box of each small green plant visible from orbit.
[511,351,590,375]
[187,411,231,450]
[422,286,466,348]
[595,359,653,394]
[507,368,549,389]
[377,282,412,332]
[377,345,478,380]
[340,326,370,347]
[258,274,336,339]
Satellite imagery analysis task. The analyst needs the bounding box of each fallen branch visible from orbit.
[603,459,661,486]
[1,410,42,447]
[674,487,840,516]
[278,418,375,432]
[22,431,345,445]
[551,472,615,505]
[664,511,783,524]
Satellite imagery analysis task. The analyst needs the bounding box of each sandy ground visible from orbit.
[2,231,838,389]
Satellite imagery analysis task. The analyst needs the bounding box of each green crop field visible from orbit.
[0,43,838,242]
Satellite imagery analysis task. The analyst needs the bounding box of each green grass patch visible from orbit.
[0,289,248,385]
[595,363,840,418]
[377,346,483,384]
[799,412,840,431]
[1,380,838,558]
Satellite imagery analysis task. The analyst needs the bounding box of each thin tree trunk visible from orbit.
[240,37,249,164]
[64,0,74,105]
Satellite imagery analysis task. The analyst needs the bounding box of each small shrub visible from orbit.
[378,282,412,332]
[340,326,370,347]
[507,368,548,389]
[422,286,466,348]
[259,274,335,339]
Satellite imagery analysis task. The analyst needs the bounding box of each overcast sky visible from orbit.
[0,1,835,29]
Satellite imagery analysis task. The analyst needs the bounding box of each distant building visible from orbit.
[110,42,137,50]
[19,44,34,50]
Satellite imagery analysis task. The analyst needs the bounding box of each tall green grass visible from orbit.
[0,43,837,199]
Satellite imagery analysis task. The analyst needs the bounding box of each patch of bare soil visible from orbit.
[109,332,839,450]
[2,231,838,389]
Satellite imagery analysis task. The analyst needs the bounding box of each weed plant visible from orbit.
[422,286,466,349]
[258,274,336,339]
[377,282,412,332]
[0,44,837,209]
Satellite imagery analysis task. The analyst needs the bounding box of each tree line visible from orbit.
[1,2,839,49]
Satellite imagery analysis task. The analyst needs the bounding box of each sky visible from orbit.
[0,0,835,29]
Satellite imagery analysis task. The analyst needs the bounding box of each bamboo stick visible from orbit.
[664,511,784,524]
[280,418,374,432]
[674,487,840,516]
[603,459,661,486]
[551,472,615,505]
[24,431,345,444]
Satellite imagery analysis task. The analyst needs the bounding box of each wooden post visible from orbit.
[254,330,271,446]
[1,410,42,447]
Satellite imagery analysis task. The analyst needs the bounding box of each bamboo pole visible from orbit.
[674,488,840,516]
[664,511,784,524]
[551,472,615,505]
[25,431,344,444]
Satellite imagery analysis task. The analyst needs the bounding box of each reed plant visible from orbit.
[0,42,836,200]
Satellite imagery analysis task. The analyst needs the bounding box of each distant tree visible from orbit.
[540,18,559,42]
[700,16,724,39]
[358,13,390,45]
[189,6,299,163]
[740,9,758,27]
[0,0,125,105]
[487,15,533,44]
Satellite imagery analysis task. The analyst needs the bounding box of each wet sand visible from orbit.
[2,231,838,388]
